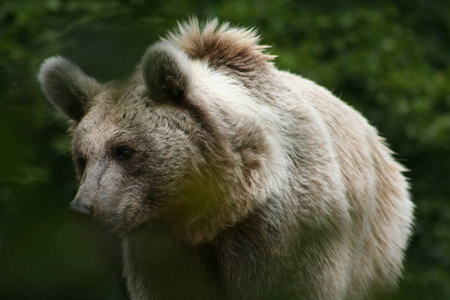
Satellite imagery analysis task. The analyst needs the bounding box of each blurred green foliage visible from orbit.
[0,0,449,299]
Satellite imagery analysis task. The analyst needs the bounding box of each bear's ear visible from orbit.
[38,56,100,122]
[141,41,191,103]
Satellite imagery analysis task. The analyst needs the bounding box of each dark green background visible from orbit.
[1,0,449,299]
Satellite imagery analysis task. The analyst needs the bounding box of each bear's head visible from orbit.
[38,20,283,243]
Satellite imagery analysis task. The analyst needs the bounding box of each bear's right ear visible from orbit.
[141,41,192,104]
[38,56,100,122]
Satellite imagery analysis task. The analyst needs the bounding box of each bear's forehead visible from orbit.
[73,105,122,154]
[72,100,156,156]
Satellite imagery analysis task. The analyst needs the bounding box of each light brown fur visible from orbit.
[38,19,413,300]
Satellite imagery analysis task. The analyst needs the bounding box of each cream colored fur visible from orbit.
[39,19,414,300]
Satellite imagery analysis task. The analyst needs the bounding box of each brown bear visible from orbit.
[38,19,414,300]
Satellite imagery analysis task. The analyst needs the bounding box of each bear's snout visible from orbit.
[70,199,93,216]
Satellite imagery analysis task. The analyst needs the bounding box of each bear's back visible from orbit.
[278,70,413,297]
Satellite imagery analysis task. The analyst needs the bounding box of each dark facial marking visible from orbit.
[75,156,87,176]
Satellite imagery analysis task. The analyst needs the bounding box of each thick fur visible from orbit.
[38,19,414,300]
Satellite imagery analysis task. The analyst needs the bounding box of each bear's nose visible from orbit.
[69,200,93,215]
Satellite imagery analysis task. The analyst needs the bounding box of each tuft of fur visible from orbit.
[39,19,414,300]
[166,18,275,72]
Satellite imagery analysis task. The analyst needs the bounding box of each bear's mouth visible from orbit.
[68,203,119,232]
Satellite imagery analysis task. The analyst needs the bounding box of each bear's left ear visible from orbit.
[141,41,192,103]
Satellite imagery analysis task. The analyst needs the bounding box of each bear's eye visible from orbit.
[113,146,134,160]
